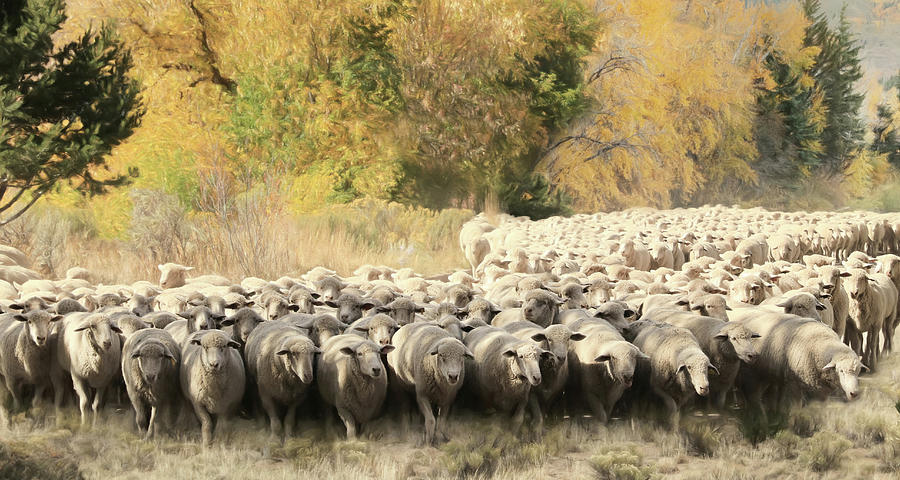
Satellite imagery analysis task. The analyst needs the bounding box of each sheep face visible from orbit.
[354,314,397,346]
[264,296,299,321]
[461,299,499,325]
[715,324,760,363]
[445,286,474,308]
[220,308,264,344]
[74,315,122,352]
[816,266,844,292]
[429,339,472,385]
[326,295,375,324]
[522,291,562,325]
[678,354,716,397]
[158,263,193,289]
[315,277,344,302]
[844,269,871,301]
[340,341,393,378]
[694,295,730,321]
[132,342,175,384]
[436,316,464,340]
[278,338,319,384]
[15,311,62,347]
[190,332,240,372]
[290,291,321,314]
[595,343,647,388]
[559,284,589,309]
[823,354,865,401]
[504,343,549,387]
[530,325,585,367]
[127,294,156,316]
[376,299,423,326]
[179,307,223,333]
[311,315,345,345]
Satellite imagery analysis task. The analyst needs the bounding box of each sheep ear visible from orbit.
[360,302,377,311]
[324,300,339,308]
[502,349,517,358]
[309,292,321,299]
[623,309,636,317]
[859,363,870,372]
[74,323,91,332]
[352,326,369,333]
[131,352,141,358]
[379,344,395,355]
[219,316,236,327]
[276,349,291,356]
[460,324,477,332]
[428,345,440,356]
[690,304,703,311]
[677,364,688,374]
[184,266,194,272]
[839,272,852,277]
[750,333,761,338]
[530,333,548,343]
[13,314,27,322]
[714,332,729,339]
[725,305,733,311]
[570,332,587,342]
[415,305,426,313]
[822,361,836,371]
[190,337,202,346]
[708,365,720,376]
[224,302,242,310]
[313,347,323,354]
[157,264,165,271]
[177,311,191,319]
[636,350,650,360]
[594,354,611,362]
[815,301,826,311]
[288,304,301,312]
[775,300,789,308]
[675,298,690,306]
[375,306,390,313]
[110,325,123,334]
[212,313,226,321]
[227,340,241,349]
[464,349,474,359]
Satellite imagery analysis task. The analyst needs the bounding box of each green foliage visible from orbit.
[439,422,549,478]
[0,441,85,480]
[871,102,899,167]
[0,0,143,225]
[497,171,572,219]
[799,431,852,472]
[589,445,657,480]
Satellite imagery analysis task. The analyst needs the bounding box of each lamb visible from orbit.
[54,312,123,425]
[180,329,246,445]
[317,334,394,440]
[502,322,585,419]
[644,310,759,409]
[164,306,223,345]
[386,323,472,445]
[0,310,62,424]
[244,321,320,439]
[619,238,651,271]
[324,293,377,324]
[627,319,717,426]
[158,263,194,289]
[491,289,564,328]
[462,326,549,433]
[562,315,647,423]
[121,328,180,438]
[735,312,865,418]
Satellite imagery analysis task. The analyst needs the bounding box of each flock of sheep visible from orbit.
[0,204,898,448]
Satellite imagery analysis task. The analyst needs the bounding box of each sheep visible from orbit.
[491,289,564,328]
[314,276,346,302]
[386,323,472,445]
[111,313,151,337]
[644,310,759,409]
[816,266,851,338]
[462,326,549,433]
[562,315,647,423]
[844,269,894,368]
[459,222,492,277]
[288,288,323,314]
[258,292,300,321]
[219,307,265,350]
[735,312,865,418]
[54,312,123,425]
[373,297,424,326]
[348,313,398,346]
[121,328,180,439]
[875,253,900,353]
[244,321,320,439]
[619,238,651,271]
[317,334,394,440]
[180,329,245,445]
[761,292,826,321]
[627,319,717,426]
[324,293,377,324]
[126,294,156,316]
[443,283,477,308]
[54,297,88,315]
[164,306,223,345]
[286,313,346,346]
[0,310,62,424]
[142,311,179,330]
[158,263,194,289]
[458,297,501,325]
[556,283,589,310]
[502,322,585,419]
[687,293,732,321]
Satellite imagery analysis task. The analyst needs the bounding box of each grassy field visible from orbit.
[2,335,899,480]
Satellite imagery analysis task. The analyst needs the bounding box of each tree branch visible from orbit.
[0,187,47,226]
[587,55,638,84]
[0,186,28,214]
[188,0,236,93]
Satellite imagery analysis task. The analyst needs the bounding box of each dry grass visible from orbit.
[0,195,471,285]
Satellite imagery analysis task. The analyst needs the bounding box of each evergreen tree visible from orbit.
[871,102,899,167]
[802,1,865,174]
[0,0,143,225]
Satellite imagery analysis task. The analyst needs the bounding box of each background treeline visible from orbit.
[5,0,900,279]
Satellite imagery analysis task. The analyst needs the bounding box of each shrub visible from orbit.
[799,431,852,472]
[0,442,85,480]
[773,430,801,459]
[589,445,657,480]
[680,421,720,457]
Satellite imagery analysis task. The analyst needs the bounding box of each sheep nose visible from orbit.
[848,391,859,400]
[530,375,541,385]
[146,374,158,383]
[746,353,757,362]
[448,373,459,384]
[371,367,382,377]
[35,336,46,344]
[103,340,112,349]
[698,386,709,396]
[208,360,220,369]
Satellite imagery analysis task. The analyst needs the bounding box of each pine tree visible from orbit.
[0,0,143,225]
[871,102,899,167]
[803,1,865,174]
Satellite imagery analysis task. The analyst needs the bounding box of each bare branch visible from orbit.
[587,54,639,84]
[188,0,236,92]
[0,187,47,226]
[0,186,29,214]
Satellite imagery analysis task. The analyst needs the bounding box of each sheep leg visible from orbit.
[91,387,106,427]
[259,393,282,439]
[284,404,298,438]
[336,406,357,440]
[528,395,544,439]
[584,391,608,424]
[133,398,149,434]
[415,392,436,446]
[5,377,22,412]
[651,385,679,428]
[145,406,158,440]
[510,399,527,434]
[435,402,451,443]
[193,404,213,446]
[70,375,90,426]
[0,377,10,428]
